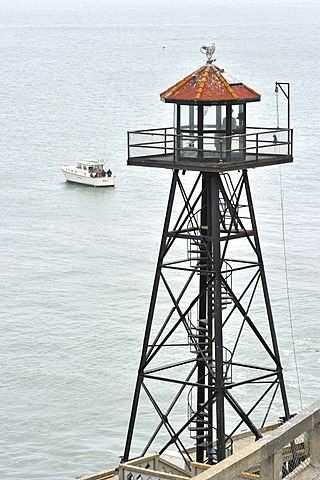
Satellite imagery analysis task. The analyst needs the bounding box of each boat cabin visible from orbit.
[76,161,105,176]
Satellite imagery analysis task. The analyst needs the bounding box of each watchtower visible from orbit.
[123,45,293,468]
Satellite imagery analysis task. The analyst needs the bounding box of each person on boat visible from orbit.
[107,169,112,177]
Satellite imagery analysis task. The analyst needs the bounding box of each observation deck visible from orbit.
[127,126,293,173]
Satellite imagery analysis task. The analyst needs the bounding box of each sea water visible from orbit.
[0,0,319,478]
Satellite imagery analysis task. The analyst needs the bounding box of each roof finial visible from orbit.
[200,43,216,64]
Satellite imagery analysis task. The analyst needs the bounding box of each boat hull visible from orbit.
[61,167,115,187]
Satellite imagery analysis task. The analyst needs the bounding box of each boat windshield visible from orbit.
[91,165,103,173]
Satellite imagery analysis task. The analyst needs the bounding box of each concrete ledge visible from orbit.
[291,465,320,480]
[192,401,320,480]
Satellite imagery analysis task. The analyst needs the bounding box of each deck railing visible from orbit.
[79,401,320,480]
[127,127,293,164]
[191,400,320,480]
[118,453,191,480]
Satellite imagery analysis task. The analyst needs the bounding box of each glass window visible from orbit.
[228,105,245,133]
[203,105,226,131]
[180,105,197,132]
[238,104,245,132]
[204,105,226,132]
[203,106,215,130]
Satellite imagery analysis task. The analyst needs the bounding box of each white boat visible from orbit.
[60,160,115,187]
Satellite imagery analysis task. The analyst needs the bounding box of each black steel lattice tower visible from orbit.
[123,46,293,467]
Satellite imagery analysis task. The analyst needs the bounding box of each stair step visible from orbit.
[191,336,209,341]
[198,318,208,325]
[190,344,210,349]
[192,326,208,332]
[190,349,211,355]
[196,434,210,440]
[197,413,209,418]
[189,426,208,431]
[193,416,209,422]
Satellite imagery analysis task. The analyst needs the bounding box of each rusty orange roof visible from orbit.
[160,64,260,104]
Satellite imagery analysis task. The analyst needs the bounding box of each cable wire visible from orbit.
[279,166,303,410]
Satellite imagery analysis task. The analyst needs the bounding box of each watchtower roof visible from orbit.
[160,63,261,105]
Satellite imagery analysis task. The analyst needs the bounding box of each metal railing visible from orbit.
[127,127,293,164]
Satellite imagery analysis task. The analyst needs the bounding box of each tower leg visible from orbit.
[122,171,179,462]
[243,170,291,421]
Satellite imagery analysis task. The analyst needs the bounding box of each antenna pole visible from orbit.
[275,82,290,129]
[275,82,290,154]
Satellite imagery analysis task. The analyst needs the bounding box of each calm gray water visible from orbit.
[0,0,319,478]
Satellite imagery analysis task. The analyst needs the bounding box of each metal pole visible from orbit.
[210,172,226,462]
[198,105,204,162]
[275,82,290,155]
[196,173,208,463]
[287,83,291,155]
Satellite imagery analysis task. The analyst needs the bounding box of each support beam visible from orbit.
[310,421,320,468]
[260,452,282,480]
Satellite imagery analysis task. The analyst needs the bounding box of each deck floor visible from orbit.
[127,153,293,172]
